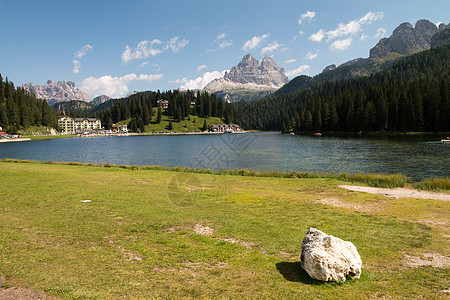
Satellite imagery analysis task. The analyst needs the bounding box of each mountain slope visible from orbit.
[235,44,450,132]
[276,19,449,96]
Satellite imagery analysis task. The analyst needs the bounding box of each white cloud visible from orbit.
[138,62,149,68]
[309,29,325,42]
[305,51,319,60]
[242,33,270,51]
[121,37,188,64]
[360,33,368,41]
[290,30,306,44]
[298,11,316,25]
[330,37,353,51]
[121,41,162,64]
[375,27,387,38]
[308,11,383,48]
[197,65,207,71]
[360,11,384,24]
[285,58,296,64]
[286,65,310,77]
[218,40,233,50]
[166,36,189,53]
[436,21,443,27]
[216,33,227,40]
[261,41,282,54]
[169,77,188,84]
[208,33,233,52]
[179,70,228,90]
[80,73,163,98]
[72,44,93,74]
[326,11,384,40]
[75,44,93,59]
[72,60,81,74]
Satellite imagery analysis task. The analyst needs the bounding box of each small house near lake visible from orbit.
[210,124,241,133]
[111,124,128,133]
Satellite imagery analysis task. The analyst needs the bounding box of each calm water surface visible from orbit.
[0,132,448,180]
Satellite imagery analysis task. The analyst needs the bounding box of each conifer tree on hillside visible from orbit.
[0,74,58,133]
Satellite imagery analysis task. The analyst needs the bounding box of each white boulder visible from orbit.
[300,227,362,282]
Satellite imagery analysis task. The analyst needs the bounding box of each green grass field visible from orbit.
[0,161,448,299]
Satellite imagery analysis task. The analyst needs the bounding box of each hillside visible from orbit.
[276,19,449,96]
[53,100,95,117]
[0,74,58,133]
[94,90,234,132]
[235,44,450,133]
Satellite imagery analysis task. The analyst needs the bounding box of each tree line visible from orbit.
[94,89,235,132]
[0,74,58,133]
[234,44,449,133]
[1,45,447,134]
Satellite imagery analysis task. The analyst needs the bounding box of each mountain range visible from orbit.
[276,19,449,95]
[22,80,90,105]
[21,80,111,106]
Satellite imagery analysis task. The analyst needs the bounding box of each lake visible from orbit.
[0,132,449,180]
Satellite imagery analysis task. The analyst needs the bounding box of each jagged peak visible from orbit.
[415,19,437,30]
[205,53,288,93]
[22,79,90,105]
[242,53,256,60]
[370,18,446,59]
[261,55,274,61]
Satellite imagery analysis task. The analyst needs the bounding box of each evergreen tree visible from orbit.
[157,106,162,123]
[201,119,207,132]
[143,104,151,125]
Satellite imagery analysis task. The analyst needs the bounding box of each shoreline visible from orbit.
[0,158,448,192]
[0,138,32,143]
[19,130,250,141]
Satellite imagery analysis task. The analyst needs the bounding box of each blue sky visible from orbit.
[1,0,449,99]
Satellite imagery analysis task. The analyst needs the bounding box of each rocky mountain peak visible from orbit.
[322,64,337,73]
[415,19,439,36]
[91,95,111,106]
[260,56,279,71]
[369,19,447,59]
[22,80,90,105]
[236,53,260,70]
[431,28,450,48]
[206,54,288,93]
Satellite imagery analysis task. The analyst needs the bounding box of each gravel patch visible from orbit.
[339,185,450,201]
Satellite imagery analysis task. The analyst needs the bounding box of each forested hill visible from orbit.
[94,89,234,132]
[0,74,58,133]
[234,44,450,133]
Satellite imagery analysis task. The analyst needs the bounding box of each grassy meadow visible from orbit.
[0,160,449,299]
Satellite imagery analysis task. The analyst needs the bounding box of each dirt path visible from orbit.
[339,185,450,201]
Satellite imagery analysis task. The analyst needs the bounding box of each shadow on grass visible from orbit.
[276,262,323,285]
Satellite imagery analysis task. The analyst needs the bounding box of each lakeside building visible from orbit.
[58,116,102,134]
[210,124,241,132]
[111,124,128,133]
